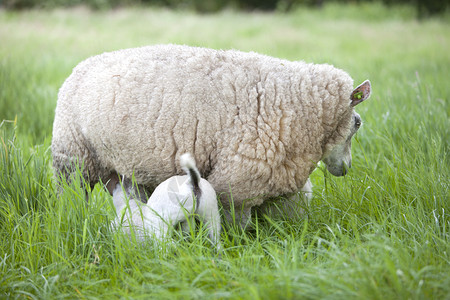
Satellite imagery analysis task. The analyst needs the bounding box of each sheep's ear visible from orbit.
[350,80,371,107]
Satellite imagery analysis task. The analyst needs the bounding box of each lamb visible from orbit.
[111,153,221,249]
[51,44,371,225]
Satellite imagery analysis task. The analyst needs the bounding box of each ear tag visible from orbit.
[350,80,371,107]
[354,91,363,100]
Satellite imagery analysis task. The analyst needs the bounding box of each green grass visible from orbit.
[1,3,449,299]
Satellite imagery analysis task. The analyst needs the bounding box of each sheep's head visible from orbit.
[322,80,371,176]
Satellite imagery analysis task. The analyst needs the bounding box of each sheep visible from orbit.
[112,153,221,249]
[51,44,371,226]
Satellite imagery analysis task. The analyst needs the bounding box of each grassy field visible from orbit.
[0,3,449,299]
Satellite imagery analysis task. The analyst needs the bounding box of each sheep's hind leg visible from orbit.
[51,127,105,201]
[52,153,99,202]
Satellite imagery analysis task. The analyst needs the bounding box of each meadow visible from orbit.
[0,3,449,299]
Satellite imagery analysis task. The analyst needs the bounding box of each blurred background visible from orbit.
[1,0,448,18]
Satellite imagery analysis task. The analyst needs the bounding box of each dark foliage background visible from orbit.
[1,0,448,18]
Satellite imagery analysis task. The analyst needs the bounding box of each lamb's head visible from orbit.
[321,80,371,176]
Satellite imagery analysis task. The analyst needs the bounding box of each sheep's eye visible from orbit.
[353,113,362,130]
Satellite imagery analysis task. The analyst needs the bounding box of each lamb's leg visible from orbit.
[197,205,222,251]
[207,214,222,252]
[150,218,173,246]
[193,184,222,250]
[202,209,222,249]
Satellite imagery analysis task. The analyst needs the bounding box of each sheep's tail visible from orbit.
[180,153,202,208]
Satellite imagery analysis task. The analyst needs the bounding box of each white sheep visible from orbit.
[112,153,221,249]
[52,44,371,226]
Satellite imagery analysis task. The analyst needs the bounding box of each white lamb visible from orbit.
[112,153,221,248]
[52,44,371,226]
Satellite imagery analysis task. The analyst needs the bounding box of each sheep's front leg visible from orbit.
[222,206,252,228]
[256,178,313,220]
[279,178,313,217]
[299,178,313,204]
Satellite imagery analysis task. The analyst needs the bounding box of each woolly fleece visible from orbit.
[52,44,356,210]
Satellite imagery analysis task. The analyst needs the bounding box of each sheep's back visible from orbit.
[55,44,352,192]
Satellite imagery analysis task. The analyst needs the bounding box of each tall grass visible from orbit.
[0,3,449,299]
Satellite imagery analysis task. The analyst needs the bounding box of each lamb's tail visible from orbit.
[180,153,202,208]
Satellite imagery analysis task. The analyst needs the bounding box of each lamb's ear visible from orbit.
[350,80,371,107]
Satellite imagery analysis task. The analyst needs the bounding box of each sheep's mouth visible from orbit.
[327,164,349,176]
[323,158,351,176]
